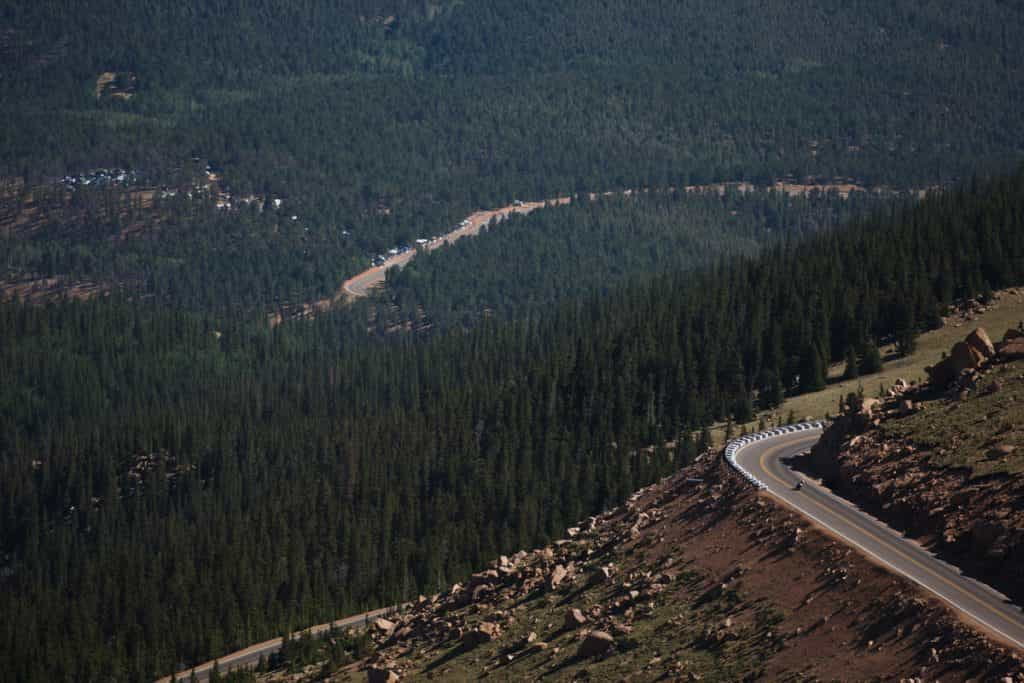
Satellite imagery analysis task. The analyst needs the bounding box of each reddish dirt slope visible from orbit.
[257,454,1023,682]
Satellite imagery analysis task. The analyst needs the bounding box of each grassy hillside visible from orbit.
[770,290,1024,428]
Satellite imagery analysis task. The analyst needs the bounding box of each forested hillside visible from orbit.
[382,187,889,331]
[4,2,1024,680]
[0,185,887,319]
[3,0,1024,310]
[3,169,1023,681]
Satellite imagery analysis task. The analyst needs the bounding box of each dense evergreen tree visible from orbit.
[799,343,827,393]
[2,2,1024,679]
[859,342,884,375]
[2,169,1023,680]
[378,189,884,334]
[894,298,919,356]
[843,347,860,380]
[2,0,1024,311]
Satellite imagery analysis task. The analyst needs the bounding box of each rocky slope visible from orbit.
[800,326,1024,609]
[252,452,1022,682]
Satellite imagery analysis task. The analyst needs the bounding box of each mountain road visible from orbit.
[731,426,1024,651]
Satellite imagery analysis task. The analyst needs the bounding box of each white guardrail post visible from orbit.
[722,421,826,490]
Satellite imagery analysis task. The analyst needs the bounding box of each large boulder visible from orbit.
[998,337,1024,360]
[578,630,615,658]
[469,569,500,586]
[588,565,613,586]
[517,631,538,649]
[988,444,1016,458]
[970,519,1004,552]
[547,564,568,590]
[478,621,501,638]
[564,607,588,630]
[373,618,396,636]
[966,327,995,358]
[462,620,502,649]
[367,667,400,683]
[927,340,986,387]
[950,340,986,372]
[858,397,882,417]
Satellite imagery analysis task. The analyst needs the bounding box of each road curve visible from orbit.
[156,607,394,683]
[729,426,1024,651]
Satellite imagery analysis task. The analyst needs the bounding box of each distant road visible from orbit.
[336,179,894,302]
[155,606,393,683]
[340,197,571,300]
[270,179,913,321]
[732,427,1024,651]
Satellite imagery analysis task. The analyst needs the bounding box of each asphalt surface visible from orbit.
[732,427,1024,651]
[156,607,394,682]
[160,426,1024,681]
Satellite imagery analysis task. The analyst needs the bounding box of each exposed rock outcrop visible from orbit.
[333,429,1022,683]
[373,618,396,636]
[926,340,984,387]
[462,621,502,648]
[967,327,996,358]
[999,337,1024,360]
[547,563,568,589]
[577,630,615,658]
[798,331,1024,608]
[366,667,400,683]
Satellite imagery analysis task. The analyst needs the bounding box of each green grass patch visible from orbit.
[881,359,1024,477]
[343,572,785,682]
[712,291,1024,445]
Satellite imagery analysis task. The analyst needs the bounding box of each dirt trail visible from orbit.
[339,196,572,301]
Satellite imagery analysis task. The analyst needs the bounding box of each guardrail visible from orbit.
[723,421,827,489]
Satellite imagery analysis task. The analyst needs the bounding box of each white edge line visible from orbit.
[724,425,1024,651]
[766,478,1024,650]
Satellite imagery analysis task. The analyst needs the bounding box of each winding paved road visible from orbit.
[159,425,1024,682]
[156,607,394,682]
[731,426,1024,651]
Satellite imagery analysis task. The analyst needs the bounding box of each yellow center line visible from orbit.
[752,437,1024,639]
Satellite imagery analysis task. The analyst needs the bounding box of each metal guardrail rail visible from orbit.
[723,421,827,489]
